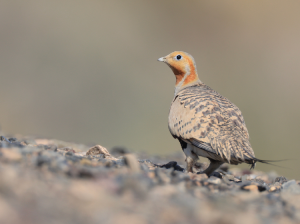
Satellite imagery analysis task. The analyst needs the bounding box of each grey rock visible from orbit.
[275,176,288,184]
[44,144,58,151]
[207,176,222,185]
[61,147,76,153]
[282,180,300,194]
[0,136,11,143]
[124,154,140,173]
[65,151,74,156]
[210,172,222,178]
[283,184,300,194]
[282,180,296,189]
[160,161,185,172]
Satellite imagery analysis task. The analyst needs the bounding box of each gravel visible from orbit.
[0,135,299,224]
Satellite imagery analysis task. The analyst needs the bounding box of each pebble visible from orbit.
[206,176,222,185]
[275,176,288,184]
[269,186,278,192]
[123,154,140,173]
[86,145,109,156]
[241,184,267,192]
[282,180,300,194]
[60,147,76,153]
[0,136,11,143]
[282,180,296,189]
[0,148,22,162]
[43,144,58,151]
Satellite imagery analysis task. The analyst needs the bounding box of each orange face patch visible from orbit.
[163,51,198,86]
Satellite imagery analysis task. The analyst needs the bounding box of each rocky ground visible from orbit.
[0,135,299,224]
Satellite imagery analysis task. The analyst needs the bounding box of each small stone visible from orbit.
[173,164,185,172]
[269,186,277,192]
[268,182,281,192]
[255,175,269,183]
[0,148,22,162]
[160,161,178,169]
[282,180,296,189]
[65,151,74,156]
[61,147,76,153]
[124,154,140,173]
[159,161,184,172]
[44,144,58,151]
[113,159,125,167]
[281,180,300,194]
[0,136,11,143]
[8,138,17,142]
[242,185,258,191]
[86,145,117,162]
[241,184,266,192]
[206,176,221,185]
[275,176,288,184]
[234,177,242,183]
[86,145,108,156]
[283,184,300,194]
[210,172,222,179]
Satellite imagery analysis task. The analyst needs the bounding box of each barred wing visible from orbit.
[168,84,255,164]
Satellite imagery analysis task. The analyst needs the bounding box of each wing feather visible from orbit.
[168,83,255,164]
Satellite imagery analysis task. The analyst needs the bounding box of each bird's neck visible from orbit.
[174,64,201,96]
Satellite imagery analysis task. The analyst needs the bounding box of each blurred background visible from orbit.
[0,0,299,179]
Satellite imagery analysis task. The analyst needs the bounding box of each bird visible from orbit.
[158,51,271,176]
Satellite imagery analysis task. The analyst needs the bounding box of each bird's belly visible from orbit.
[192,146,221,161]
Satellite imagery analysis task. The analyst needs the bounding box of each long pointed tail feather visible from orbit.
[250,158,290,170]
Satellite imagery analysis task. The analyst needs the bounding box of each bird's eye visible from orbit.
[175,55,182,60]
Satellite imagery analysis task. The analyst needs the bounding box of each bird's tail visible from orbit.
[250,158,289,170]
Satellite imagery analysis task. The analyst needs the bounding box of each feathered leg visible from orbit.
[179,139,198,173]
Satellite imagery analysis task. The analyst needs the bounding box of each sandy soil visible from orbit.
[0,135,299,224]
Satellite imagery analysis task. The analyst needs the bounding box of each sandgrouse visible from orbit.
[158,51,269,176]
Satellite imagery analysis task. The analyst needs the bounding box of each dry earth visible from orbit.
[0,135,299,224]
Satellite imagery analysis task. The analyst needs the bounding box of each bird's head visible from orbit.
[158,51,201,91]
